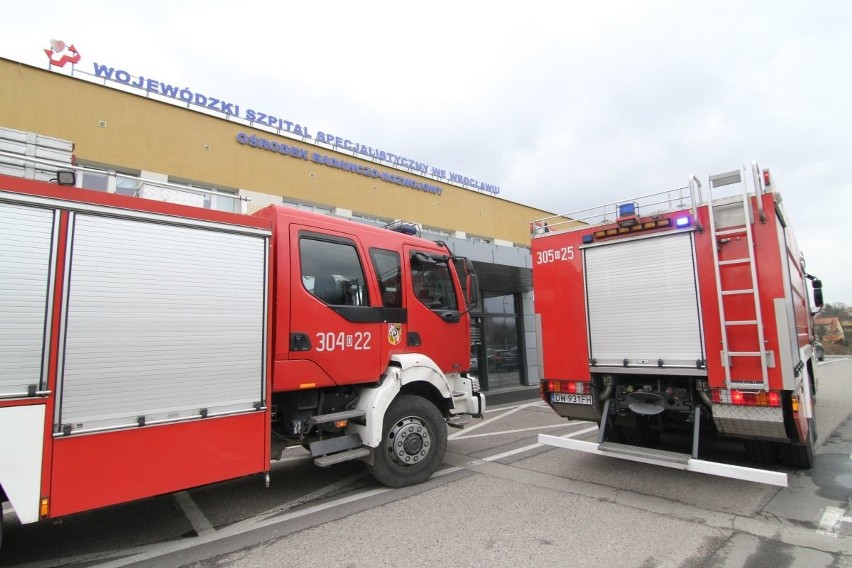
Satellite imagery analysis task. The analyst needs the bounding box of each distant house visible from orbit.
[841,311,852,338]
[814,316,845,343]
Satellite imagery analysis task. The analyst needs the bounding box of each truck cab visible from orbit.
[255,205,484,486]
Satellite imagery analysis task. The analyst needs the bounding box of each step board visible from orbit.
[446,415,471,429]
[538,434,787,486]
[306,409,366,427]
[314,447,370,468]
[599,442,690,465]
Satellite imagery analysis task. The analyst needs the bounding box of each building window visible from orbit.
[77,165,140,195]
[169,179,238,212]
[282,199,333,216]
[115,175,141,196]
[352,213,390,228]
[79,171,108,192]
[421,226,451,239]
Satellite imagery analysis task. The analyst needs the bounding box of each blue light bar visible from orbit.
[675,216,691,228]
[582,234,594,244]
[617,203,636,217]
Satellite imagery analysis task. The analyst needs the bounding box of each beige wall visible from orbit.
[0,58,552,245]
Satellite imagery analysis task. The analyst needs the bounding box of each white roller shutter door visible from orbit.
[585,232,703,368]
[0,202,55,397]
[58,214,267,433]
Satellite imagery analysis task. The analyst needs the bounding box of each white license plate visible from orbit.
[551,393,592,405]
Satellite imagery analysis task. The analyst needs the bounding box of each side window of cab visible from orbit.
[300,235,369,307]
[410,251,458,311]
[369,248,402,308]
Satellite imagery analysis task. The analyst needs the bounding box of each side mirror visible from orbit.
[465,272,480,307]
[806,274,824,313]
[813,287,824,310]
[452,257,479,309]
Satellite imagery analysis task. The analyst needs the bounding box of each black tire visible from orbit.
[743,440,779,464]
[780,379,818,469]
[779,416,816,469]
[367,395,447,488]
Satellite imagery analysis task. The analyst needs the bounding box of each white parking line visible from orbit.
[817,358,849,366]
[254,472,370,521]
[438,424,600,475]
[454,423,593,440]
[817,506,845,537]
[448,401,545,440]
[89,487,395,568]
[483,426,599,462]
[15,421,598,568]
[173,491,214,535]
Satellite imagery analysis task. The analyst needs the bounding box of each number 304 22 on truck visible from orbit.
[0,172,484,548]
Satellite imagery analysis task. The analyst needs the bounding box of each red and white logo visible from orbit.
[387,323,402,346]
[44,40,81,67]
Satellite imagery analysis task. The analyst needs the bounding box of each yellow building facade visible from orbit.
[0,57,550,246]
[0,55,548,391]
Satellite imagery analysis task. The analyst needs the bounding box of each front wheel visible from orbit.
[367,395,447,488]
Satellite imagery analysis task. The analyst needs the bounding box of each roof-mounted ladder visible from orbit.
[706,163,769,391]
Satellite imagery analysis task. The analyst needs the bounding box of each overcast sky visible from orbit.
[2,1,851,305]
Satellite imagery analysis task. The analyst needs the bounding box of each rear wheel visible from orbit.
[779,416,816,469]
[780,383,818,469]
[743,440,779,464]
[368,395,447,488]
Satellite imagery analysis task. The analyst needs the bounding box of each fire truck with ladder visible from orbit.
[0,171,484,547]
[532,162,823,487]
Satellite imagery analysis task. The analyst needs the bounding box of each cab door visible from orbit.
[367,247,409,365]
[289,227,381,385]
[403,246,469,373]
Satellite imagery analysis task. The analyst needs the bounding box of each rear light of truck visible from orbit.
[542,380,587,394]
[710,388,780,407]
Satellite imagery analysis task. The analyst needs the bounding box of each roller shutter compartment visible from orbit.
[585,232,704,368]
[0,202,56,397]
[57,214,267,434]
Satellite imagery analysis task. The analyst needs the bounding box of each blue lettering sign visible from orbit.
[90,61,498,195]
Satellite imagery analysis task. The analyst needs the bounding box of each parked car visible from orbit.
[815,341,825,361]
[493,347,518,371]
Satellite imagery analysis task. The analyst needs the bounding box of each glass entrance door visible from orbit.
[474,293,523,390]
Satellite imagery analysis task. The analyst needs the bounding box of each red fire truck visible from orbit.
[532,162,822,486]
[0,173,483,545]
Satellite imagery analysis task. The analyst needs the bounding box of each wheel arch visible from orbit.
[352,353,454,449]
[399,380,451,414]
